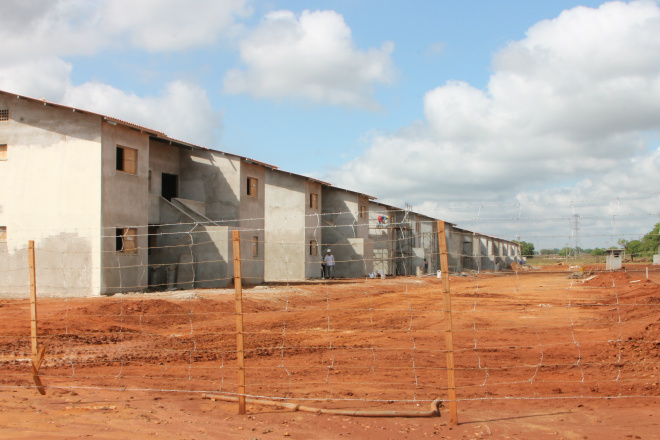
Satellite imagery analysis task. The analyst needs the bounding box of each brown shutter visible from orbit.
[124,148,137,174]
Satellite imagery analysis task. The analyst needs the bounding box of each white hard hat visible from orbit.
[327,249,331,252]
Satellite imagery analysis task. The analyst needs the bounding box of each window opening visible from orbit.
[161,173,178,201]
[0,226,6,241]
[247,177,258,197]
[148,226,158,256]
[116,228,137,253]
[0,109,8,121]
[310,240,318,256]
[0,144,6,160]
[310,193,318,209]
[116,145,137,174]
[252,236,259,256]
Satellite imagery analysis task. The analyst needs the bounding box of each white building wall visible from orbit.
[0,94,103,297]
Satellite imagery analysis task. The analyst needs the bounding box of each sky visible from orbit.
[1,0,659,251]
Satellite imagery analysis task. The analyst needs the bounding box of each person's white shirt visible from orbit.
[324,253,335,266]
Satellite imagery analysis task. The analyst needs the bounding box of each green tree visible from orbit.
[627,240,644,261]
[514,241,536,258]
[558,247,571,257]
[641,223,660,255]
[591,248,606,256]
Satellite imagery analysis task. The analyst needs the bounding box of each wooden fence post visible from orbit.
[29,240,46,395]
[232,231,246,414]
[437,222,457,425]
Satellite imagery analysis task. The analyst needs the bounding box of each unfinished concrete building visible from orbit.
[368,202,440,277]
[0,90,270,295]
[320,185,374,278]
[0,89,520,297]
[446,226,520,273]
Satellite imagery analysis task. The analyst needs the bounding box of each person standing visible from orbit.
[324,249,335,279]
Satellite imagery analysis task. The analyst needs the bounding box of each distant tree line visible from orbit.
[536,222,660,260]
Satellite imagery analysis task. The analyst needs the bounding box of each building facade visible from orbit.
[0,90,520,297]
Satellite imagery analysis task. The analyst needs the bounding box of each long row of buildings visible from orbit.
[0,89,520,297]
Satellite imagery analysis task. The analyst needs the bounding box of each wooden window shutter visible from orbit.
[124,147,137,174]
[252,236,259,256]
[247,177,258,197]
[123,228,137,253]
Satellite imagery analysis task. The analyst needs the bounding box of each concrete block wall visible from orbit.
[264,170,306,282]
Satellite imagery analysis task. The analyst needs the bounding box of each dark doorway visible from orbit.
[162,173,178,201]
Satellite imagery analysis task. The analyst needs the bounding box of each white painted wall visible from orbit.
[0,94,103,297]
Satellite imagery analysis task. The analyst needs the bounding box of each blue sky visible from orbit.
[1,0,659,250]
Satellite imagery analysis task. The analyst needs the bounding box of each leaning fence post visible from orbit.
[28,240,46,395]
[436,222,457,425]
[232,230,246,414]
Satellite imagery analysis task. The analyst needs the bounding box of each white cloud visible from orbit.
[97,0,252,51]
[223,9,397,109]
[0,0,238,147]
[0,0,252,58]
[61,81,223,147]
[0,0,102,61]
[0,58,72,100]
[327,0,660,247]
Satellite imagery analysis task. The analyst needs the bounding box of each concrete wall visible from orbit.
[100,122,150,294]
[179,149,241,225]
[368,203,396,275]
[418,215,438,274]
[149,198,230,289]
[264,170,306,281]
[446,226,463,273]
[444,227,521,274]
[147,139,180,224]
[321,187,371,278]
[0,93,103,297]
[239,162,265,284]
[305,181,323,278]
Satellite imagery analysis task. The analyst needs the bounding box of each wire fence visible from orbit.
[1,197,659,417]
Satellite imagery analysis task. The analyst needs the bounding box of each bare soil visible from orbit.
[1,264,659,439]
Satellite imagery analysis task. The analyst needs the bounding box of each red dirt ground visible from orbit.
[1,264,659,439]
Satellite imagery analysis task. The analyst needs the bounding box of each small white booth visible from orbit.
[606,249,624,271]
